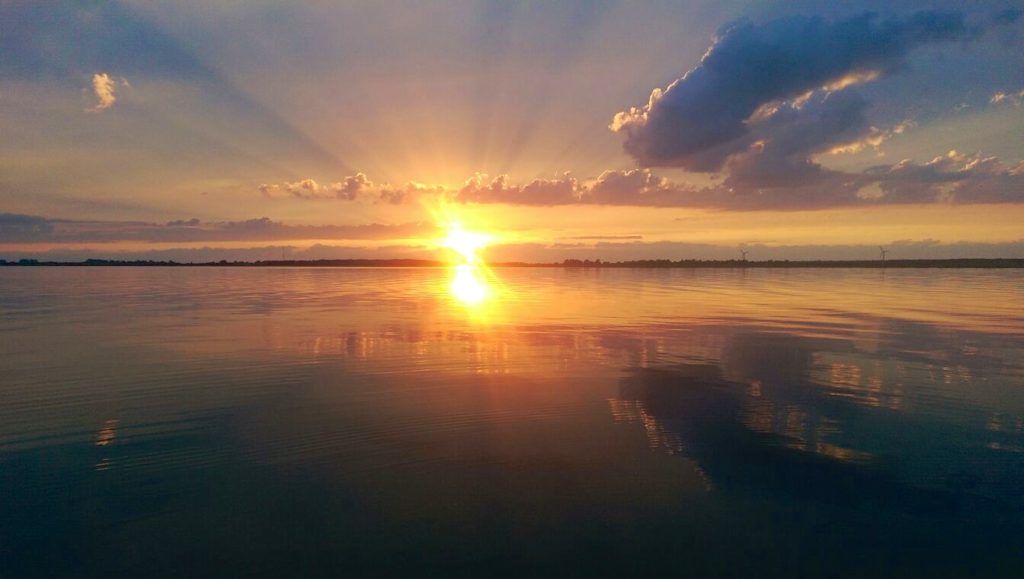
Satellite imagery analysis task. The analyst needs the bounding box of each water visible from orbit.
[1,267,1023,577]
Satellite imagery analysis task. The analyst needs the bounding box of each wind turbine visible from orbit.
[740,248,749,262]
[879,246,888,263]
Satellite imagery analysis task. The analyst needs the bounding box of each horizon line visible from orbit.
[3,257,1023,269]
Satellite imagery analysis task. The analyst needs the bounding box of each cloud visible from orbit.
[610,11,974,171]
[260,178,348,200]
[445,169,725,208]
[333,173,372,200]
[586,169,677,205]
[596,10,1024,210]
[87,72,126,112]
[0,214,438,244]
[455,172,580,205]
[0,213,56,241]
[379,181,446,205]
[252,154,1024,211]
[721,91,872,190]
[867,151,1024,204]
[285,178,326,199]
[826,119,915,156]
[259,174,435,204]
[990,89,1024,106]
[560,235,644,241]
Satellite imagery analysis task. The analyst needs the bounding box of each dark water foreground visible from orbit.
[1,267,1022,577]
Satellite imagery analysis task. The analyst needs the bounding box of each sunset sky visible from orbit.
[2,0,1023,261]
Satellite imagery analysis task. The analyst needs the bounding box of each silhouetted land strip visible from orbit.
[3,258,1023,268]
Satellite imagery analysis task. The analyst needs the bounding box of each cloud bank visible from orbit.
[258,151,1024,210]
[259,174,445,205]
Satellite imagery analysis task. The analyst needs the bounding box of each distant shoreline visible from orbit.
[3,258,1023,268]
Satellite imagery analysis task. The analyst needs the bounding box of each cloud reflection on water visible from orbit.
[1,268,1023,575]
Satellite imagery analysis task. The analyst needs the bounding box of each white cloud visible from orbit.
[86,73,128,112]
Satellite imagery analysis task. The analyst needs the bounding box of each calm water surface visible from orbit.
[1,267,1023,576]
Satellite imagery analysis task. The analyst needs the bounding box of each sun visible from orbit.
[436,222,496,306]
[442,225,491,265]
[423,199,502,309]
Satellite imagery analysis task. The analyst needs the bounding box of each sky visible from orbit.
[1,0,1023,262]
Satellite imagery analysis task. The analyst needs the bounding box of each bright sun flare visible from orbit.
[440,224,493,306]
[450,264,488,305]
[442,226,491,264]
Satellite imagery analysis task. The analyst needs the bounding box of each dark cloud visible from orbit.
[0,214,57,242]
[722,91,871,189]
[601,9,1024,209]
[611,11,973,170]
[868,152,1024,204]
[0,214,437,244]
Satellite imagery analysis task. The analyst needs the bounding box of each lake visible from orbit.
[1,267,1023,576]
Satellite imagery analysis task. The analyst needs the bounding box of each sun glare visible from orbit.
[438,222,495,307]
[450,263,488,305]
[442,226,491,264]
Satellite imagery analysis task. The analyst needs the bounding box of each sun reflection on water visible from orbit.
[439,222,500,310]
[451,263,489,305]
